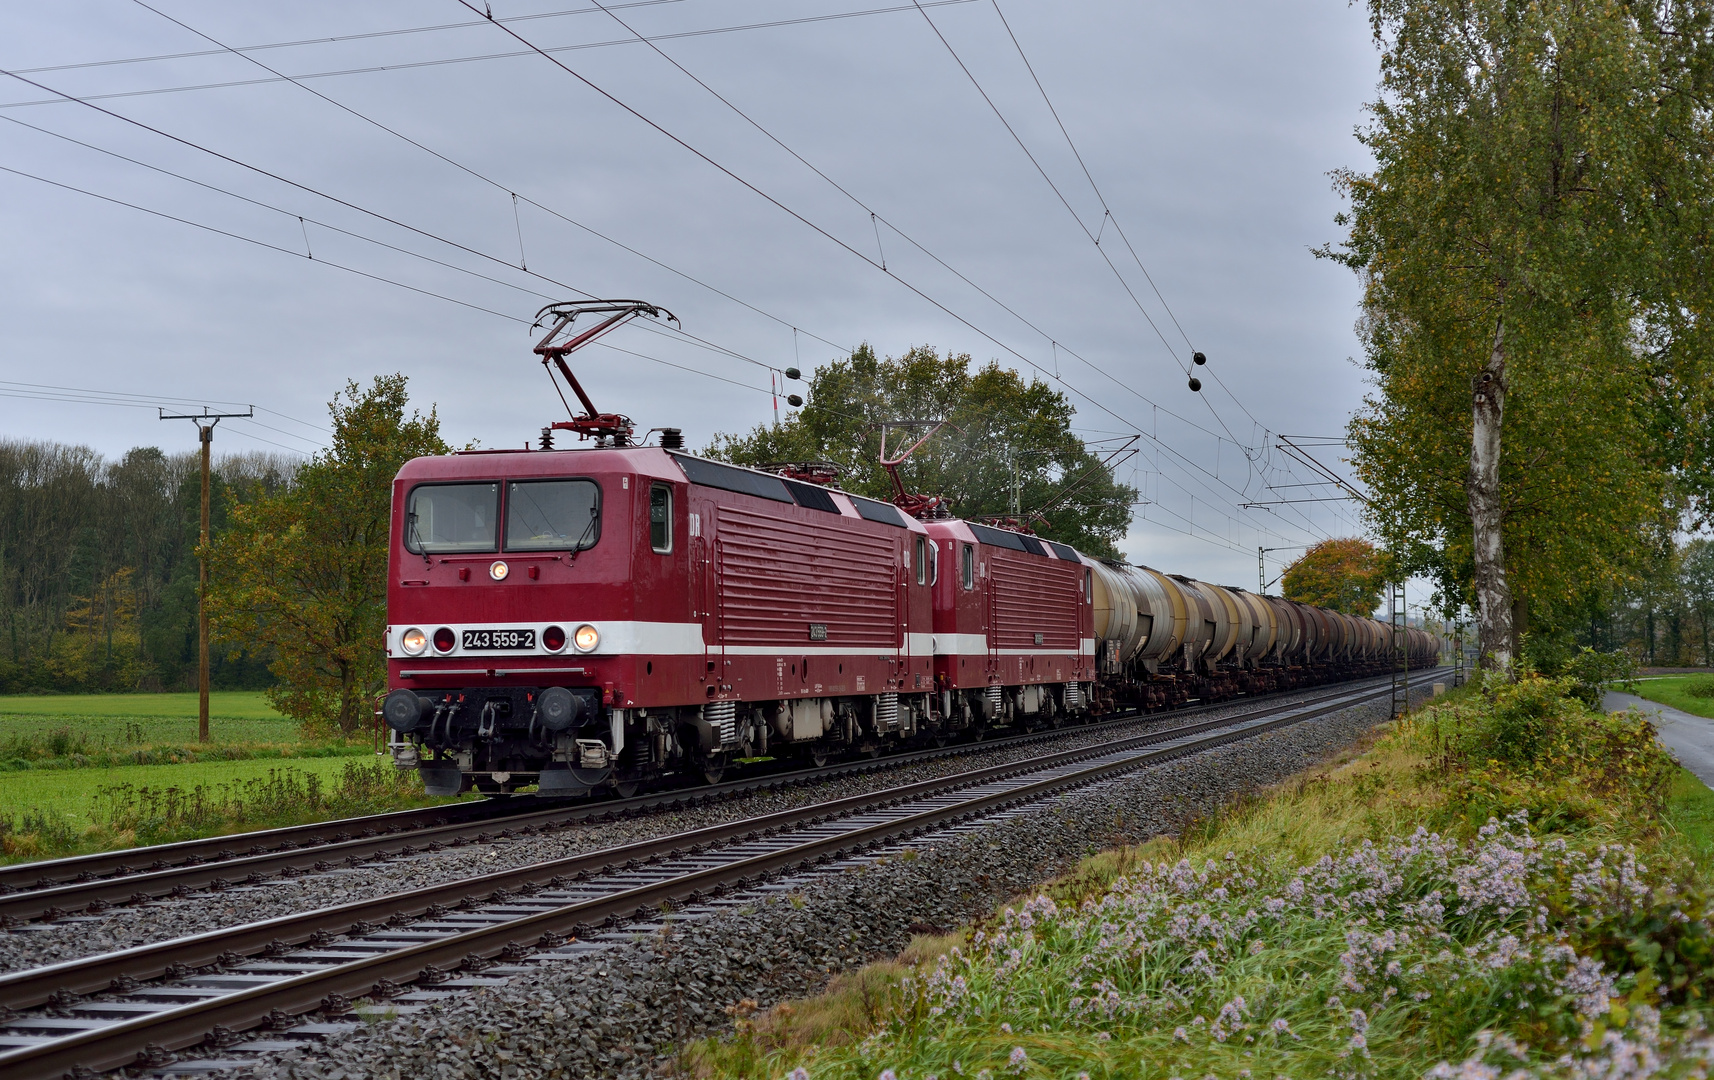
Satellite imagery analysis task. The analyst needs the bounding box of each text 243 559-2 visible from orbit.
[461,628,536,651]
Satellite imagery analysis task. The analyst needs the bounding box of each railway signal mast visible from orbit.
[159,405,254,743]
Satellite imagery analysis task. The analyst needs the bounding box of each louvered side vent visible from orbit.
[875,692,899,732]
[987,550,1081,649]
[702,700,738,747]
[717,506,897,648]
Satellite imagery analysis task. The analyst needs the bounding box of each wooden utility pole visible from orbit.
[160,406,253,742]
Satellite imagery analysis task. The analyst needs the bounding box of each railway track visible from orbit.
[0,673,1415,925]
[0,675,1418,1079]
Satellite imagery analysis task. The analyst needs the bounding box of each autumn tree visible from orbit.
[706,345,1137,557]
[207,376,448,732]
[1282,538,1390,616]
[1324,0,1714,670]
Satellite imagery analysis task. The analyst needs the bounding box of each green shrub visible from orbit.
[1408,674,1677,834]
[1559,647,1640,707]
[1685,677,1714,700]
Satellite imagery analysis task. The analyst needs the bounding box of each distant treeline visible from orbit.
[0,439,297,694]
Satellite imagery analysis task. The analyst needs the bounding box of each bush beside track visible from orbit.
[692,676,1714,1080]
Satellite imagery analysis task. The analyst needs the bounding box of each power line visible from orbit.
[563,0,1305,541]
[906,2,1188,373]
[9,0,697,76]
[985,0,1270,440]
[576,0,1233,446]
[2,45,815,381]
[121,0,850,362]
[12,14,1329,559]
[1,3,982,114]
[0,161,529,323]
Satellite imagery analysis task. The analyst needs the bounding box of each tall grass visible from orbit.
[693,676,1712,1080]
[0,759,445,859]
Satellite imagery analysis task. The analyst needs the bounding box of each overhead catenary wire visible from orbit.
[8,13,1339,559]
[2,42,808,384]
[560,0,1347,556]
[119,0,849,362]
[906,0,1268,464]
[5,2,980,94]
[559,0,1320,545]
[111,1,1314,552]
[990,0,1271,437]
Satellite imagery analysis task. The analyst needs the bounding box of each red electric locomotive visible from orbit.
[383,438,956,795]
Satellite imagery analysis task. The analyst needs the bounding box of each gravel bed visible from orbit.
[0,691,1333,975]
[218,690,1412,1080]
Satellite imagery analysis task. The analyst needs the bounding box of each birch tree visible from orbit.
[1323,0,1714,670]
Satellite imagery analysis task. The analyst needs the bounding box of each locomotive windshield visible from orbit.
[505,478,601,552]
[405,483,498,553]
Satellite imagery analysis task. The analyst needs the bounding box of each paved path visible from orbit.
[1605,690,1714,788]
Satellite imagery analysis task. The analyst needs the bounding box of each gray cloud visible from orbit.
[0,0,1384,587]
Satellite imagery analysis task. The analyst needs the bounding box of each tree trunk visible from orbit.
[1469,317,1514,672]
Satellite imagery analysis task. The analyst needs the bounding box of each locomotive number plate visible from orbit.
[461,628,536,651]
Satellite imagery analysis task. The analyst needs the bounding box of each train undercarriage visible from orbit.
[385,655,1440,798]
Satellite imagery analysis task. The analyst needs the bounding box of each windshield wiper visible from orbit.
[567,506,599,563]
[407,512,431,566]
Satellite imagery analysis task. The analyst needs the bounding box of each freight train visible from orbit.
[379,301,1440,797]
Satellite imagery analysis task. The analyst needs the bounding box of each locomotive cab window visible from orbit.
[405,483,498,553]
[961,543,975,590]
[504,479,601,552]
[914,535,927,586]
[649,483,672,553]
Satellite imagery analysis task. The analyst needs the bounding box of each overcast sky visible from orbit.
[0,1,1398,594]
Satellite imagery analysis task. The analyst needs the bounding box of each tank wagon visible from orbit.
[379,301,1441,797]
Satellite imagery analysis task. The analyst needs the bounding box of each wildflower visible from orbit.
[789,1071,810,1080]
[1173,1027,1190,1043]
[1096,1032,1111,1042]
[1000,1023,1012,1034]
[1008,1047,1028,1073]
[880,1072,897,1080]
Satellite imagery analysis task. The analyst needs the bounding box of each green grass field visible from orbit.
[1630,674,1714,720]
[1667,766,1714,868]
[0,691,299,747]
[0,754,377,829]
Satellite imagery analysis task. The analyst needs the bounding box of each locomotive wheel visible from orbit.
[808,746,831,768]
[612,776,642,799]
[698,754,727,785]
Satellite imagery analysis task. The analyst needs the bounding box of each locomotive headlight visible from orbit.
[573,624,600,652]
[489,560,509,581]
[400,627,428,655]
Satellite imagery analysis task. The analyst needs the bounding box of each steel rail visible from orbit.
[0,673,1410,922]
[0,678,1409,1079]
[0,678,1393,1008]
